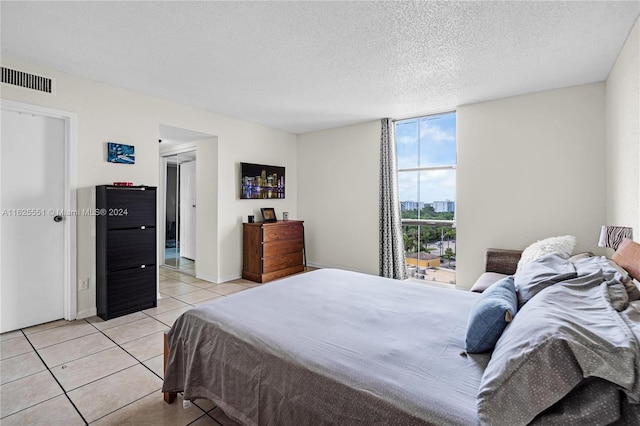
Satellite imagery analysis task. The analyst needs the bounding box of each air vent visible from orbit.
[1,67,53,93]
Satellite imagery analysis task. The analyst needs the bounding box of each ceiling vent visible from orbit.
[1,67,54,94]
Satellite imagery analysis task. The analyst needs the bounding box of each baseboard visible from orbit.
[196,272,238,284]
[216,272,242,283]
[76,307,97,320]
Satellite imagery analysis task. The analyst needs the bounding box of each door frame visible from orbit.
[159,147,197,272]
[179,159,196,261]
[1,100,78,321]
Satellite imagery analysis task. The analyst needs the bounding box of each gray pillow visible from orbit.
[477,271,639,426]
[470,272,508,293]
[514,253,577,307]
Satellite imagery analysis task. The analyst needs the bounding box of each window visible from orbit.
[395,112,456,284]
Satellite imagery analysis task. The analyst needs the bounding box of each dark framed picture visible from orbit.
[261,207,277,223]
[107,142,135,164]
[241,162,285,199]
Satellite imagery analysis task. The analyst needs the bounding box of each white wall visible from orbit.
[217,123,298,282]
[296,84,610,290]
[3,21,636,313]
[456,83,606,289]
[1,57,297,318]
[297,121,380,274]
[606,16,640,240]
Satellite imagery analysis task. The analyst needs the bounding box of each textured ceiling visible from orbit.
[1,1,639,134]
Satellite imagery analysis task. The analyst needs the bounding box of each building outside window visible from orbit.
[395,112,456,284]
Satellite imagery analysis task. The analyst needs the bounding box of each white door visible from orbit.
[179,160,196,261]
[1,108,67,332]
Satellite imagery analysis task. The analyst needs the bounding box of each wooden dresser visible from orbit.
[242,220,305,283]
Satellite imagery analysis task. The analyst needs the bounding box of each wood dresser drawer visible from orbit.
[263,223,303,242]
[263,239,304,257]
[242,220,305,283]
[263,251,303,273]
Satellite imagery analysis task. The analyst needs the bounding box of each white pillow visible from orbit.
[516,235,577,272]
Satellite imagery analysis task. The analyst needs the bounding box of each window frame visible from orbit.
[395,111,457,281]
[395,111,457,228]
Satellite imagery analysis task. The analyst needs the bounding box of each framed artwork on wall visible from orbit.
[107,142,135,164]
[241,162,285,199]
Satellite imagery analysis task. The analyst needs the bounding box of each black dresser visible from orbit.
[96,185,157,320]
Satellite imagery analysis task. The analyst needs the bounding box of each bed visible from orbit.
[163,259,640,425]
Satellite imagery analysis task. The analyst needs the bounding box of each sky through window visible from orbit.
[396,112,456,205]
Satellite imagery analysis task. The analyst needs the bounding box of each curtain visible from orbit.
[379,118,407,279]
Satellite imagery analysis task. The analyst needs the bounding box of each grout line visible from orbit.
[187,413,224,426]
[19,328,90,425]
[88,388,166,424]
[86,311,172,378]
[21,320,71,337]
[13,318,165,423]
[3,267,243,425]
[65,319,170,420]
[43,341,118,370]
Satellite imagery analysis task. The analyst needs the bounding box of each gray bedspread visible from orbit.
[163,268,489,426]
[478,256,640,425]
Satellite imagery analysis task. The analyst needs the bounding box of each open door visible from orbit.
[180,160,196,261]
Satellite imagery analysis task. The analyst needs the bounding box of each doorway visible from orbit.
[1,101,77,332]
[163,151,196,274]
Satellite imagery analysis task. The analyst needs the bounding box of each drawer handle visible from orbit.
[141,265,146,268]
[141,226,146,230]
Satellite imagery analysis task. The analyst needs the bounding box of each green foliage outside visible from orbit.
[402,206,456,261]
[401,204,454,222]
[442,247,455,267]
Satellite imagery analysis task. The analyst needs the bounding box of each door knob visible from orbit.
[53,215,63,222]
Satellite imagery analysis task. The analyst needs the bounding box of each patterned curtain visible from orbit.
[379,118,407,279]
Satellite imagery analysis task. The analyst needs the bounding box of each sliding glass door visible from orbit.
[163,151,196,274]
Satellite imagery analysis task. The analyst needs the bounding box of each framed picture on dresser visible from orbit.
[261,207,277,223]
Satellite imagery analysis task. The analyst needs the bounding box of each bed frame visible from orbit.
[163,333,177,404]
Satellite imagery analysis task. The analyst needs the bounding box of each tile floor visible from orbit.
[164,246,195,275]
[0,267,263,425]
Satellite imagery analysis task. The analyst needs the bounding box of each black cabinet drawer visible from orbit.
[96,185,157,321]
[104,187,156,229]
[106,228,156,271]
[100,267,157,320]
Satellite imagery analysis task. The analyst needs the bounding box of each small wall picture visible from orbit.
[261,207,277,223]
[108,142,135,164]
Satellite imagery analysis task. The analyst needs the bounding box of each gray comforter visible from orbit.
[478,255,640,425]
[163,268,489,425]
[163,262,640,425]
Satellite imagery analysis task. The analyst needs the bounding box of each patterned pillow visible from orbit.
[465,276,517,353]
[516,235,577,272]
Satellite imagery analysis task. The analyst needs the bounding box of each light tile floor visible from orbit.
[164,248,195,276]
[0,267,265,425]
